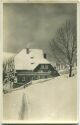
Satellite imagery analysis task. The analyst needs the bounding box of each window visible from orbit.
[45,65,48,69]
[41,64,48,69]
[22,76,25,82]
[31,57,34,59]
[41,64,45,69]
[45,75,47,78]
[31,63,34,64]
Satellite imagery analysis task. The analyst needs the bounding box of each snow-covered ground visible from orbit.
[3,75,77,123]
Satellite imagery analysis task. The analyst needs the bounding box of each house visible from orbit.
[14,48,59,85]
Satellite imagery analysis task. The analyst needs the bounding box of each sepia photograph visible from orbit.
[3,3,77,123]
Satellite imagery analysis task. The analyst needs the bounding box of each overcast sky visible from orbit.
[3,3,76,61]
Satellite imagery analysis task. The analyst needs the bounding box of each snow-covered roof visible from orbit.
[14,49,51,70]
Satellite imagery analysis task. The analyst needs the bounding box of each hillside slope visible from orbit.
[3,75,77,123]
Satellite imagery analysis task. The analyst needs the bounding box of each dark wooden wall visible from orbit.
[34,64,59,76]
[15,64,59,84]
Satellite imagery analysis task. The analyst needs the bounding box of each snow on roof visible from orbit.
[14,49,50,70]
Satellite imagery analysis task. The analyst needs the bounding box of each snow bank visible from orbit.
[3,75,77,123]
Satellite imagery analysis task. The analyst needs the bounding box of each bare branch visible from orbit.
[50,20,77,77]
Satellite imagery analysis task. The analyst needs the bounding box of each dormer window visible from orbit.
[31,57,34,59]
[31,63,34,64]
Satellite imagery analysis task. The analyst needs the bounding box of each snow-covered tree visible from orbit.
[3,57,16,88]
[50,20,77,77]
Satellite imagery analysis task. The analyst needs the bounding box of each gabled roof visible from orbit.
[14,49,50,70]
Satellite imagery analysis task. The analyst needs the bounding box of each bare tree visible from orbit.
[50,20,77,77]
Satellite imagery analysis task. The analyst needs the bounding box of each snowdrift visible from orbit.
[3,75,77,123]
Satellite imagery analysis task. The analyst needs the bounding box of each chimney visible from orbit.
[26,48,29,54]
[44,53,47,59]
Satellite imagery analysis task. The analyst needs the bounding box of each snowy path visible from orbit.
[3,75,77,123]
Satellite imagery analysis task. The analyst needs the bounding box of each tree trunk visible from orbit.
[69,64,72,77]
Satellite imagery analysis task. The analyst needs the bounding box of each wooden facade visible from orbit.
[14,49,60,86]
[15,64,59,84]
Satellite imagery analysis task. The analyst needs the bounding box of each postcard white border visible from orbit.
[0,1,79,124]
[0,1,3,124]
